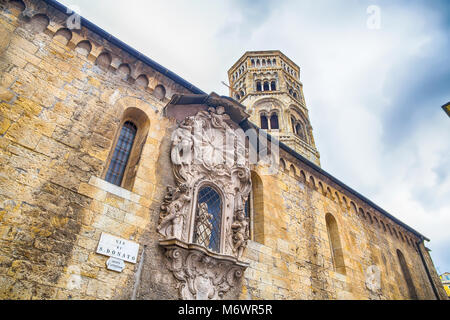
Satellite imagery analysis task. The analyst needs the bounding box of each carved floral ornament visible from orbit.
[157,106,252,300]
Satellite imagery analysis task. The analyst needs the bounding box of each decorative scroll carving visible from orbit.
[164,246,246,300]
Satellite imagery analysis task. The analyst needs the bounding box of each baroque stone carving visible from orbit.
[158,106,252,257]
[158,106,251,300]
[164,246,246,300]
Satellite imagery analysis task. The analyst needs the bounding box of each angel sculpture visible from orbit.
[231,211,249,259]
[157,184,191,240]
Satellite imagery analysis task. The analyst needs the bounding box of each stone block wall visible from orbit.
[0,0,188,300]
[239,157,446,300]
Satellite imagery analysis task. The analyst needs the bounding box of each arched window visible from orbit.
[194,186,223,253]
[326,213,346,275]
[272,58,276,65]
[263,81,270,91]
[105,121,137,186]
[271,81,276,91]
[270,113,279,130]
[251,59,255,67]
[256,81,262,92]
[295,123,305,140]
[260,114,268,129]
[397,250,418,299]
[104,107,150,190]
[251,171,264,243]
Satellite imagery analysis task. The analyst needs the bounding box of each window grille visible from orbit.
[194,187,222,253]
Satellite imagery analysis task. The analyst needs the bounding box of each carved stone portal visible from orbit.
[158,105,251,300]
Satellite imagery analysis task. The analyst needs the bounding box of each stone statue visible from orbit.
[158,184,191,239]
[171,117,194,166]
[231,211,249,259]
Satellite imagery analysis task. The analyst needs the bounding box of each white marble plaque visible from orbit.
[96,232,139,264]
[106,257,126,272]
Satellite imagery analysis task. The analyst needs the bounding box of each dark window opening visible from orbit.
[260,115,268,129]
[270,114,279,130]
[105,121,137,186]
[271,81,276,91]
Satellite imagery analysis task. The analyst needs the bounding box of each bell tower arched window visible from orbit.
[271,81,276,91]
[270,113,279,130]
[194,186,223,253]
[105,121,137,186]
[104,107,150,190]
[260,114,269,129]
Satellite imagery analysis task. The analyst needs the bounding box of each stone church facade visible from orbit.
[0,0,447,300]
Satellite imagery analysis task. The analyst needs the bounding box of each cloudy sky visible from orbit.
[59,0,450,273]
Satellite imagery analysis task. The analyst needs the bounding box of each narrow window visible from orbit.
[270,114,279,130]
[251,171,264,243]
[194,186,222,253]
[271,81,276,91]
[397,250,418,299]
[263,81,270,91]
[260,115,268,129]
[105,121,137,186]
[326,213,346,275]
[256,81,262,92]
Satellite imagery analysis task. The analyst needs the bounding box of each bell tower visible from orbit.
[228,50,320,166]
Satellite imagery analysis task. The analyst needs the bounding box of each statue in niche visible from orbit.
[231,211,249,259]
[171,117,194,166]
[195,202,213,248]
[158,184,191,239]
